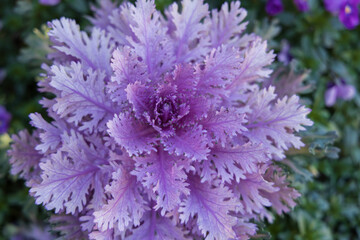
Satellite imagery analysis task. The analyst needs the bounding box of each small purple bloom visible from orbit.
[324,0,344,13]
[266,0,284,15]
[294,0,309,12]
[339,1,360,29]
[0,105,11,134]
[278,40,292,65]
[325,80,356,106]
[39,0,60,6]
[324,0,360,29]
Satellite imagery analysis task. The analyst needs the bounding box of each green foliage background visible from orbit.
[0,0,359,239]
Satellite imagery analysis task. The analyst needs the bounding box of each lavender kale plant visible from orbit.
[8,0,313,239]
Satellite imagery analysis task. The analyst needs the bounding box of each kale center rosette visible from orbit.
[8,0,313,239]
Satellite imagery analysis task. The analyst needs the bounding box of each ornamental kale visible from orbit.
[8,0,313,239]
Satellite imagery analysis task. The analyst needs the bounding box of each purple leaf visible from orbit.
[226,38,275,93]
[201,107,247,145]
[126,81,153,119]
[196,46,241,97]
[50,214,88,240]
[208,1,248,48]
[127,0,174,79]
[127,210,188,240]
[93,168,148,231]
[179,175,239,240]
[107,112,158,156]
[166,0,210,63]
[89,0,117,30]
[162,125,210,161]
[232,220,258,240]
[108,46,148,104]
[132,149,190,215]
[209,143,269,179]
[261,166,300,215]
[29,113,64,153]
[169,64,197,95]
[8,130,42,184]
[49,18,114,76]
[209,142,267,183]
[30,131,105,214]
[50,62,116,133]
[229,170,278,215]
[107,2,137,45]
[31,151,97,214]
[245,86,313,159]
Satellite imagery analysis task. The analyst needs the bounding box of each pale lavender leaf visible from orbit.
[226,38,275,94]
[30,151,97,214]
[208,1,248,48]
[209,142,267,183]
[169,64,197,95]
[195,46,241,97]
[232,220,257,240]
[127,0,174,79]
[201,107,247,145]
[48,18,114,76]
[126,81,153,119]
[107,112,158,156]
[50,62,116,133]
[89,0,116,30]
[229,171,278,215]
[50,214,88,239]
[162,125,210,161]
[89,229,115,240]
[132,149,190,215]
[8,130,42,183]
[29,113,64,153]
[166,0,210,63]
[108,46,148,104]
[93,168,148,231]
[194,160,216,183]
[127,210,188,240]
[30,131,105,214]
[261,166,301,215]
[245,86,313,159]
[108,2,137,46]
[179,175,238,240]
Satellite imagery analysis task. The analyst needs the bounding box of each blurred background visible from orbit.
[0,0,359,239]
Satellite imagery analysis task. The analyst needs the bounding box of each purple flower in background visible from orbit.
[278,40,293,65]
[324,0,360,29]
[8,0,313,239]
[325,80,356,106]
[266,0,284,15]
[294,0,309,12]
[324,0,344,13]
[0,106,11,134]
[39,0,60,6]
[339,1,360,29]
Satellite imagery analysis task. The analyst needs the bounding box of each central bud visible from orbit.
[155,99,178,125]
[143,82,191,137]
[155,96,179,127]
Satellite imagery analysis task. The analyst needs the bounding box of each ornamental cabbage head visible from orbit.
[8,0,313,239]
